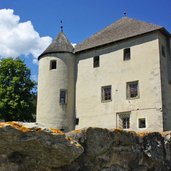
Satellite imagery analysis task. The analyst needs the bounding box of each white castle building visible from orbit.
[36,17,171,132]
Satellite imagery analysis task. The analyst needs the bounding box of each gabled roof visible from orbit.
[39,31,74,58]
[75,17,163,52]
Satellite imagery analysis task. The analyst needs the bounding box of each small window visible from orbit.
[118,113,130,129]
[124,48,131,61]
[50,60,57,70]
[60,89,67,104]
[139,118,146,128]
[101,85,112,102]
[93,56,100,68]
[161,45,166,57]
[76,118,79,125]
[127,81,139,99]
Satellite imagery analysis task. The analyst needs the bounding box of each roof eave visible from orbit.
[38,51,74,60]
[75,29,163,54]
[158,27,171,37]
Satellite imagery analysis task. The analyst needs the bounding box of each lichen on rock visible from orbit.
[0,122,83,171]
[0,123,171,171]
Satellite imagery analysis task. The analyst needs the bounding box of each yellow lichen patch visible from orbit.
[8,122,31,132]
[0,122,30,132]
[0,122,43,132]
[74,142,82,148]
[66,136,82,148]
[33,127,42,132]
[0,122,5,125]
[136,131,151,138]
[0,122,8,128]
[49,128,64,135]
[66,136,74,141]
[159,131,170,137]
[73,129,81,133]
[113,128,123,133]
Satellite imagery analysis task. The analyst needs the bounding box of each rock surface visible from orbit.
[63,128,171,171]
[0,122,83,171]
[0,122,171,171]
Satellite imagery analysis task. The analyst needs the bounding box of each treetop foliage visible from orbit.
[0,58,36,121]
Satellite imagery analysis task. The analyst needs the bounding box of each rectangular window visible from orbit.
[124,48,131,61]
[101,85,112,102]
[50,60,57,70]
[118,113,130,129]
[122,117,130,129]
[76,118,79,125]
[127,81,139,99]
[139,118,146,128]
[60,89,67,104]
[93,56,100,68]
[161,45,166,57]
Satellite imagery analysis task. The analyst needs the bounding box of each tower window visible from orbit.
[101,85,112,102]
[139,118,146,128]
[60,89,67,104]
[50,60,57,70]
[93,56,100,68]
[124,48,131,61]
[126,81,139,99]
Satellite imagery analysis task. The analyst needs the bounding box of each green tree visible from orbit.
[0,58,36,121]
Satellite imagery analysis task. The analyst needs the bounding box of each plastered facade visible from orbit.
[75,32,168,132]
[36,27,171,132]
[36,53,75,131]
[158,33,171,131]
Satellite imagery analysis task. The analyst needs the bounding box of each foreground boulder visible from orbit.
[0,123,171,171]
[63,128,171,171]
[0,122,83,171]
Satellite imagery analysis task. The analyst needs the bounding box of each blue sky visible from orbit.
[0,0,171,83]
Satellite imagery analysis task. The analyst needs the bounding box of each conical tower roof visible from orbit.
[39,31,74,59]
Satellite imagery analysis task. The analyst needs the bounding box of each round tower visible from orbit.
[36,31,75,131]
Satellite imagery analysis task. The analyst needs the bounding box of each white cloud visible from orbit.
[0,9,52,63]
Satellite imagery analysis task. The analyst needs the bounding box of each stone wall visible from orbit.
[0,122,171,171]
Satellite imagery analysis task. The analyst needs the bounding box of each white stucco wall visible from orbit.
[75,32,163,132]
[36,53,75,131]
[158,32,171,131]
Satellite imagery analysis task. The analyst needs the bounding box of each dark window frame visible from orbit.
[101,85,112,102]
[123,48,131,61]
[59,89,67,104]
[117,112,130,129]
[93,56,100,68]
[50,60,57,70]
[76,118,79,125]
[126,81,139,99]
[139,118,146,128]
[122,117,130,129]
